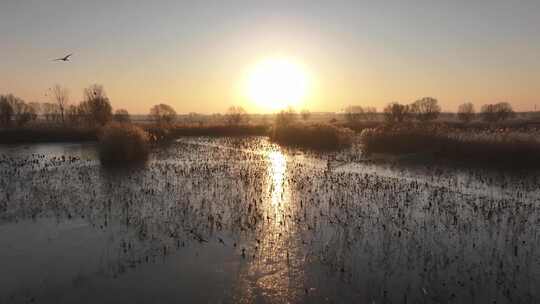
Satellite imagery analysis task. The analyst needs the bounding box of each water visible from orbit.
[1,137,539,303]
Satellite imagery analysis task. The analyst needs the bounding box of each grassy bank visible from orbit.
[361,126,540,168]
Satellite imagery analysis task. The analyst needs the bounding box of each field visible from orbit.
[1,137,539,303]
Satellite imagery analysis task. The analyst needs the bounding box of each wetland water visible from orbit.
[1,137,539,303]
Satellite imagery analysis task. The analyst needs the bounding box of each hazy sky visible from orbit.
[1,0,540,113]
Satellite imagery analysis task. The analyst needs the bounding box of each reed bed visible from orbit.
[270,123,354,150]
[361,125,540,168]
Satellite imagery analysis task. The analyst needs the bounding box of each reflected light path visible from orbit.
[232,147,306,303]
[268,150,286,207]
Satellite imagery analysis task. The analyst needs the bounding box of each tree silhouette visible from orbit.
[0,95,14,126]
[225,106,248,125]
[411,97,441,122]
[42,103,61,122]
[79,84,113,126]
[481,102,515,123]
[383,102,410,124]
[150,104,177,125]
[0,94,36,126]
[51,85,69,124]
[457,102,475,123]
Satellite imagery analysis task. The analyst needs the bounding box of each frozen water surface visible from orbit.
[1,137,539,303]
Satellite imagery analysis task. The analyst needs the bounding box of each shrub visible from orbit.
[98,123,150,165]
[271,123,354,150]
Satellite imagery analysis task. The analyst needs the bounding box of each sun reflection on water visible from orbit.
[232,146,306,303]
[267,150,287,207]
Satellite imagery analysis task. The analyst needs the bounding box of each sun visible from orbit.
[245,58,309,112]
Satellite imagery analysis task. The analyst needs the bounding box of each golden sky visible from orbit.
[1,1,539,114]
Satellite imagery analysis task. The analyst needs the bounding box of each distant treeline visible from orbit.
[341,98,534,124]
[2,85,540,150]
[2,87,540,129]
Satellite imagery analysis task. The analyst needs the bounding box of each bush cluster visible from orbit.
[98,123,150,165]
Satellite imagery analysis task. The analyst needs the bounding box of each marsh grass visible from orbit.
[98,123,150,165]
[271,123,354,150]
[361,125,540,168]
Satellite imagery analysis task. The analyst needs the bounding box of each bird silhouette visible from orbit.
[53,53,72,62]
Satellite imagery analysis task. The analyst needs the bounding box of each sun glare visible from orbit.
[245,58,309,112]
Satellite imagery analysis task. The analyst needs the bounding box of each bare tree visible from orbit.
[383,102,411,124]
[300,109,311,121]
[0,94,36,126]
[113,109,131,123]
[65,105,80,124]
[481,102,515,123]
[411,97,441,122]
[493,102,515,121]
[457,102,475,123]
[225,106,248,125]
[28,102,42,117]
[79,84,113,126]
[84,84,107,101]
[13,102,36,126]
[42,103,61,122]
[150,104,177,125]
[0,96,14,127]
[51,85,69,124]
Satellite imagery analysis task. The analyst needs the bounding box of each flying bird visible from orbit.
[53,53,72,62]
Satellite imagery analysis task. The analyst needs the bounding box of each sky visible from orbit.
[1,0,540,114]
